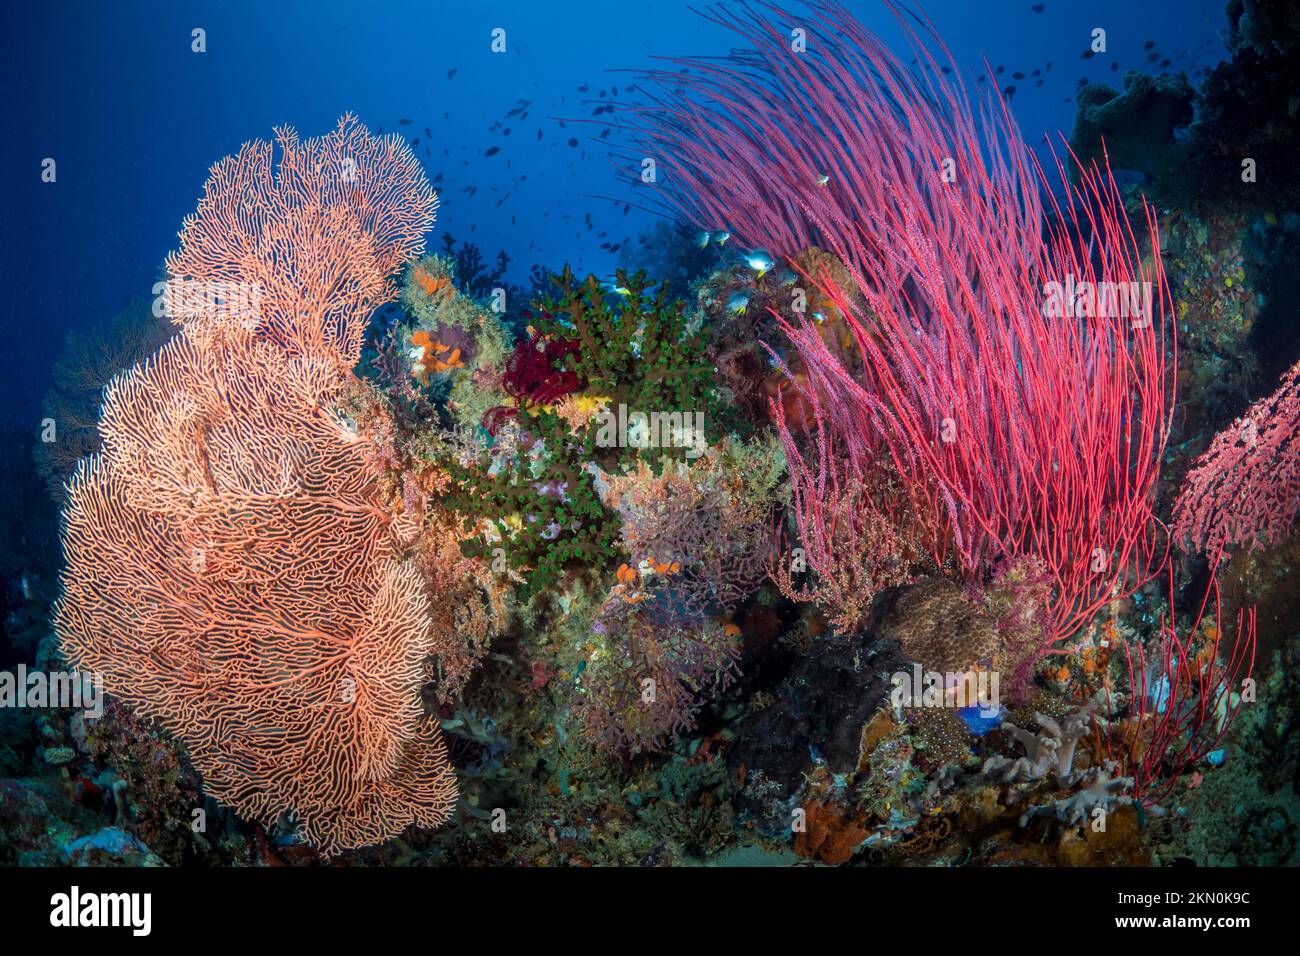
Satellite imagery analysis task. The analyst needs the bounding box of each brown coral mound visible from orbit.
[882,577,998,672]
[794,799,870,866]
[54,116,452,855]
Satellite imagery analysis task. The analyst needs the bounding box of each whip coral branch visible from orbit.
[633,2,1174,668]
[1103,555,1257,809]
[54,116,449,855]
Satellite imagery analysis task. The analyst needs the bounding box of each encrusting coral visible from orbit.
[882,577,999,674]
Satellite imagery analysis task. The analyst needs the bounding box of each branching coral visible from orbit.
[339,380,508,702]
[530,266,724,472]
[578,594,741,756]
[772,389,914,633]
[574,436,783,754]
[633,0,1175,672]
[446,410,623,603]
[595,435,783,622]
[444,265,729,606]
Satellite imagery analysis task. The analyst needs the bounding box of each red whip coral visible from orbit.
[635,2,1173,669]
[1103,564,1257,809]
[1173,357,1300,553]
[54,116,448,855]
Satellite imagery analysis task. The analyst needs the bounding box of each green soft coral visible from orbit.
[533,266,731,472]
[445,409,623,603]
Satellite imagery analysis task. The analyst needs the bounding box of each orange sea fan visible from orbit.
[54,116,450,855]
[57,324,455,854]
[164,112,437,368]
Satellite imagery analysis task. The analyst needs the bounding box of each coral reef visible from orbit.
[882,578,998,674]
[1174,357,1300,553]
[6,0,1295,874]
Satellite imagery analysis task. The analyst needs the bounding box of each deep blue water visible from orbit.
[2,0,1227,432]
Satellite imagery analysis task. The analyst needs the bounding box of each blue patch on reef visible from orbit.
[956,705,1003,736]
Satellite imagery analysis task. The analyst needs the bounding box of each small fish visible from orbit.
[484,146,500,157]
[697,230,712,248]
[399,118,412,125]
[815,173,830,186]
[743,248,775,276]
[447,68,458,79]
[726,291,751,314]
[712,230,731,245]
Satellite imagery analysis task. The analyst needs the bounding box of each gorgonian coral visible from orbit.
[54,115,455,855]
[578,594,741,756]
[1173,356,1300,554]
[34,297,174,502]
[576,437,783,754]
[634,1,1174,669]
[594,436,783,622]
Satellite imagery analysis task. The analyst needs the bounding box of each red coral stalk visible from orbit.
[1106,557,1257,809]
[636,1,1174,666]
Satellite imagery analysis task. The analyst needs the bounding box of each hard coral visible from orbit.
[883,577,999,673]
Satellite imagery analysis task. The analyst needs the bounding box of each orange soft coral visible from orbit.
[409,330,465,385]
[411,266,453,299]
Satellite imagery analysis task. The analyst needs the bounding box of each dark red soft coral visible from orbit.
[482,332,583,434]
[504,331,582,405]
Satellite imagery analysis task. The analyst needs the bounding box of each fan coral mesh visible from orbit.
[54,116,449,855]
